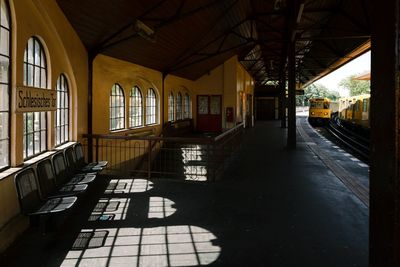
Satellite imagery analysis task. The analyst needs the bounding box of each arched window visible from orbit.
[176,92,183,120]
[129,86,143,127]
[23,37,47,159]
[146,88,157,125]
[110,83,125,131]
[184,93,191,119]
[55,74,69,146]
[0,0,10,169]
[168,92,174,122]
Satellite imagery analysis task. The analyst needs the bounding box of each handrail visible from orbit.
[81,123,244,180]
[83,123,244,144]
[214,123,244,142]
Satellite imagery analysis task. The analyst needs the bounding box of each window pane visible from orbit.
[27,64,33,86]
[34,66,40,87]
[0,27,9,55]
[34,40,41,66]
[0,140,8,169]
[41,130,46,151]
[0,84,8,111]
[0,112,8,139]
[40,68,46,88]
[27,38,34,64]
[26,112,33,133]
[0,0,9,28]
[0,54,9,83]
[210,96,221,115]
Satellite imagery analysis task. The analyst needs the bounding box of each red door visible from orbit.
[197,95,222,132]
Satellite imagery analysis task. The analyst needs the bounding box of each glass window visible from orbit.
[168,92,174,122]
[362,99,368,112]
[129,86,143,128]
[0,0,10,170]
[184,93,191,119]
[23,37,47,159]
[55,74,69,146]
[146,88,157,125]
[176,92,182,120]
[110,83,125,131]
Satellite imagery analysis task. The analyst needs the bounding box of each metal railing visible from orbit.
[82,123,244,181]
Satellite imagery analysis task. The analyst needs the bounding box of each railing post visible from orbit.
[95,137,99,162]
[147,140,152,178]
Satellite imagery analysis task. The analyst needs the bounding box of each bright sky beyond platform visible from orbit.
[312,51,371,97]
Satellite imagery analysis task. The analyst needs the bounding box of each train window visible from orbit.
[184,93,191,119]
[109,83,125,131]
[55,74,69,146]
[310,102,323,108]
[23,37,48,159]
[168,92,174,122]
[176,92,183,120]
[146,88,157,125]
[129,86,143,128]
[323,102,329,109]
[0,0,10,170]
[363,99,368,112]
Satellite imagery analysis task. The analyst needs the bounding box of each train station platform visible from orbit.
[1,119,368,267]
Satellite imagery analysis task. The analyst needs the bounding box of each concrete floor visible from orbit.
[1,120,368,267]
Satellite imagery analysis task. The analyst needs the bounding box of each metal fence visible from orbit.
[82,123,244,181]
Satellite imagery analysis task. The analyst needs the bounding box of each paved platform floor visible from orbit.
[1,120,368,267]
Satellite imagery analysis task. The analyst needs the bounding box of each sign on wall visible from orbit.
[16,86,57,113]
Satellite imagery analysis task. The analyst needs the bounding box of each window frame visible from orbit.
[109,83,126,131]
[176,92,183,120]
[184,93,191,119]
[129,86,143,128]
[146,88,157,125]
[0,0,11,171]
[168,92,174,122]
[23,37,48,160]
[55,74,69,146]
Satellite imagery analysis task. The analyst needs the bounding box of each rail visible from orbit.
[327,118,370,162]
[82,123,244,181]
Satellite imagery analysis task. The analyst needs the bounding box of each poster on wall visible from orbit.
[15,86,57,112]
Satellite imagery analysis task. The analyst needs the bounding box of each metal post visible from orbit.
[287,39,296,149]
[280,75,287,128]
[370,0,400,265]
[87,54,95,162]
[147,140,152,178]
[95,137,99,163]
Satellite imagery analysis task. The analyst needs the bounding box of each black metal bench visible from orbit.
[36,159,88,197]
[52,152,96,185]
[65,143,107,173]
[14,167,77,231]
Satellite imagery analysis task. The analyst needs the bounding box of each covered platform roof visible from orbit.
[56,0,371,90]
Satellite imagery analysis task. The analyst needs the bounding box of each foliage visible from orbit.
[296,83,340,106]
[338,75,370,96]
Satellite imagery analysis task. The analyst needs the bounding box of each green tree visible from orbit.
[338,74,370,96]
[298,83,340,106]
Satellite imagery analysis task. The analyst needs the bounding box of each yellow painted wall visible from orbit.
[93,54,163,135]
[164,74,195,124]
[0,0,254,252]
[0,0,88,252]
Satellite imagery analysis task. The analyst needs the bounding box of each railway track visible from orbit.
[326,118,370,162]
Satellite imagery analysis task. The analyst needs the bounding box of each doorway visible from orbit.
[197,95,222,132]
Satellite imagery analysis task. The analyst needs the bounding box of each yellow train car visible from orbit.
[308,97,332,125]
[338,94,370,128]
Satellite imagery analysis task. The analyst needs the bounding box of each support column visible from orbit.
[87,54,95,162]
[370,0,400,266]
[287,40,296,149]
[280,75,287,128]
